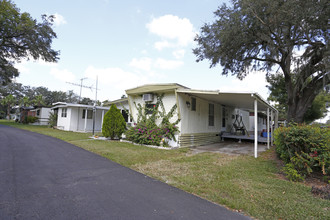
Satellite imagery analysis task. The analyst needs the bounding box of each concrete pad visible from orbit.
[190,141,267,156]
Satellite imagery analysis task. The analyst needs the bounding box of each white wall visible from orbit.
[225,108,250,133]
[178,94,252,135]
[248,114,267,133]
[56,107,106,132]
[178,93,222,134]
[128,92,179,147]
[74,107,106,132]
[57,107,72,131]
[128,92,179,126]
[39,108,51,125]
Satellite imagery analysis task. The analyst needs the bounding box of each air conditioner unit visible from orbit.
[142,93,154,102]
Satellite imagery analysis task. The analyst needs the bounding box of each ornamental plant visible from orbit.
[125,94,180,146]
[102,104,126,139]
[274,124,330,182]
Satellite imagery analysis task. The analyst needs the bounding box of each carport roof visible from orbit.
[176,89,277,112]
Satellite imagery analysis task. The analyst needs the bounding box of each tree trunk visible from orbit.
[286,84,320,123]
[7,105,10,120]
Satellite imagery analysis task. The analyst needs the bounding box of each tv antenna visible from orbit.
[66,77,96,103]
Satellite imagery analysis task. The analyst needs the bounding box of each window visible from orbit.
[122,109,129,122]
[145,103,156,115]
[36,110,40,116]
[222,107,226,127]
[209,103,214,126]
[61,108,67,118]
[191,97,196,111]
[82,109,93,119]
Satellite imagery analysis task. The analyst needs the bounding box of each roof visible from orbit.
[176,89,277,112]
[103,98,128,106]
[126,83,189,95]
[124,83,276,112]
[51,103,110,110]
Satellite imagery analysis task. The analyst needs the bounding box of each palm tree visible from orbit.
[1,95,16,119]
[20,96,30,107]
[33,94,45,106]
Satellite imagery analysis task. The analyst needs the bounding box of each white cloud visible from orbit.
[15,61,30,74]
[173,49,185,59]
[154,41,171,51]
[50,68,75,82]
[53,13,67,26]
[146,15,196,50]
[129,57,152,71]
[36,59,58,67]
[154,58,184,70]
[220,71,270,99]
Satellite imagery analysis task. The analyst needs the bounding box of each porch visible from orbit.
[177,89,278,158]
[221,132,268,143]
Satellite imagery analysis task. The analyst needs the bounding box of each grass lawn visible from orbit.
[1,120,329,219]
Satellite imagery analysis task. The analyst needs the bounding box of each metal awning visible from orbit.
[176,88,278,158]
[176,89,276,112]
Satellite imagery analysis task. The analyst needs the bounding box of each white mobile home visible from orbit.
[122,83,278,157]
[52,103,109,132]
[30,107,52,125]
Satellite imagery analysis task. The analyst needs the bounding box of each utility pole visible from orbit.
[92,75,98,136]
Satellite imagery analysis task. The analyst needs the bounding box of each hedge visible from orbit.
[274,124,330,182]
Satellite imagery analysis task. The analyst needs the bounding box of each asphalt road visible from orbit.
[0,124,250,220]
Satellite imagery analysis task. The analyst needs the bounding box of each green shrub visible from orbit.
[275,124,330,181]
[282,163,304,182]
[26,116,38,124]
[48,111,58,128]
[102,104,126,139]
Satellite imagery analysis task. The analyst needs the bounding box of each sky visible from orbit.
[13,0,272,103]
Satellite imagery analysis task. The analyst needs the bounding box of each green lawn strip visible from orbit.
[132,153,330,219]
[73,140,189,167]
[1,120,329,219]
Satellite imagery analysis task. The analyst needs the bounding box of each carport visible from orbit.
[176,89,278,158]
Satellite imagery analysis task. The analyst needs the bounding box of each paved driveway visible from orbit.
[191,141,267,156]
[0,125,249,220]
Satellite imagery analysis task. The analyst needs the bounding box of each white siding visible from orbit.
[225,108,250,133]
[57,107,72,131]
[248,114,267,133]
[56,107,105,132]
[128,92,179,125]
[178,93,222,134]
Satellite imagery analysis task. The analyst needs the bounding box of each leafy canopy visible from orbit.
[0,0,59,85]
[267,73,330,123]
[194,0,329,122]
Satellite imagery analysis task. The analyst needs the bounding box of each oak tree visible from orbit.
[0,0,59,85]
[194,0,329,122]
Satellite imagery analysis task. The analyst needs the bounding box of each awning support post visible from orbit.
[271,110,274,146]
[254,99,258,158]
[84,108,88,132]
[101,110,105,130]
[267,108,270,149]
